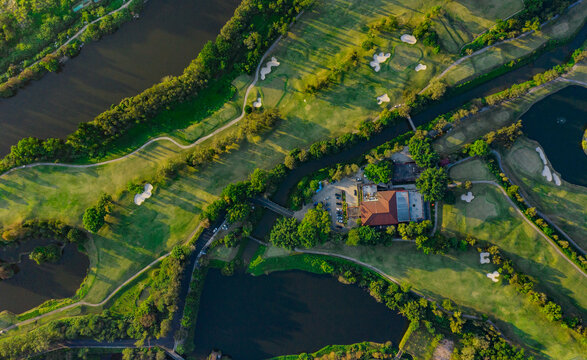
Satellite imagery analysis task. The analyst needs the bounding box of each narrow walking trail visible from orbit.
[0,12,303,179]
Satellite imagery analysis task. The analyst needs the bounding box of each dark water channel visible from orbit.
[521,85,587,187]
[0,239,89,313]
[251,23,587,239]
[0,0,241,155]
[192,269,408,359]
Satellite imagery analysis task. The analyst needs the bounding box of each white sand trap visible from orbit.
[134,183,153,206]
[542,165,553,182]
[369,52,391,72]
[260,56,280,80]
[553,173,561,186]
[535,147,547,165]
[376,93,390,105]
[461,191,475,203]
[401,34,417,45]
[487,271,500,282]
[253,97,262,108]
[480,252,490,264]
[415,63,427,72]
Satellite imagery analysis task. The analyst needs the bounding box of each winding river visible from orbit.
[0,0,240,156]
[192,269,408,358]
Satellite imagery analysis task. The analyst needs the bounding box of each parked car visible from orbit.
[336,202,342,206]
[337,219,343,223]
[354,190,357,196]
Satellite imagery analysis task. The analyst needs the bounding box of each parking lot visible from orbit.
[294,169,363,231]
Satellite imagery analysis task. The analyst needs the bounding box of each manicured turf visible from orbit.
[501,137,587,249]
[432,78,573,155]
[309,239,586,359]
[0,0,560,321]
[448,158,492,181]
[441,0,587,86]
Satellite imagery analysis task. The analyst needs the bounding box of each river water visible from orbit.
[192,269,408,359]
[521,85,587,187]
[0,240,89,313]
[0,0,240,156]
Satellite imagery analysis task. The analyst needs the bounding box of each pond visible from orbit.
[0,239,89,314]
[521,85,587,187]
[191,269,408,359]
[0,0,241,156]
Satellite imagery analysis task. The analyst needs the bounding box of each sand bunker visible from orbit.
[401,34,417,45]
[377,93,390,105]
[487,271,500,283]
[134,183,153,206]
[553,173,561,186]
[415,63,427,72]
[461,191,475,203]
[369,52,391,72]
[535,147,547,165]
[542,165,553,182]
[480,252,490,264]
[535,147,560,185]
[253,97,262,108]
[260,57,280,80]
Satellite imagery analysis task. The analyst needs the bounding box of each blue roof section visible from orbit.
[395,191,410,222]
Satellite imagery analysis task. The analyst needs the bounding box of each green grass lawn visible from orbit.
[432,63,587,155]
[0,0,564,322]
[441,0,587,86]
[500,137,587,249]
[307,239,586,359]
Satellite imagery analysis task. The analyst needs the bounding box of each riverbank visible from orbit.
[0,0,586,342]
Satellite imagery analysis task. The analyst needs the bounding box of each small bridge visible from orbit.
[252,197,294,217]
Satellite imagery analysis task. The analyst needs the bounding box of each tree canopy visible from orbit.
[416,167,448,202]
[364,161,393,184]
[408,132,439,168]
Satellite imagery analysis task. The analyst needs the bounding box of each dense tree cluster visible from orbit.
[408,131,439,168]
[416,167,448,202]
[28,244,61,264]
[364,161,393,184]
[0,219,87,244]
[413,19,440,53]
[269,205,331,249]
[82,193,113,233]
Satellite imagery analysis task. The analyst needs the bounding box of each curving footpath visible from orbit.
[490,149,586,255]
[0,11,301,179]
[0,12,305,335]
[469,180,587,277]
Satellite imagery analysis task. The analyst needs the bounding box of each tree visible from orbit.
[83,207,104,233]
[249,168,269,193]
[416,167,448,202]
[269,217,300,249]
[468,139,489,157]
[297,205,331,248]
[408,132,439,168]
[542,301,562,321]
[346,226,380,246]
[364,161,393,184]
[227,203,251,223]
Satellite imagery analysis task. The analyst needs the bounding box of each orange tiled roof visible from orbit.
[360,190,403,226]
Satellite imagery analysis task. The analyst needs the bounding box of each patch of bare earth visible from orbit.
[432,339,454,360]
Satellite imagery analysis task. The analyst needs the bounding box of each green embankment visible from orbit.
[0,0,578,328]
[501,137,587,249]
